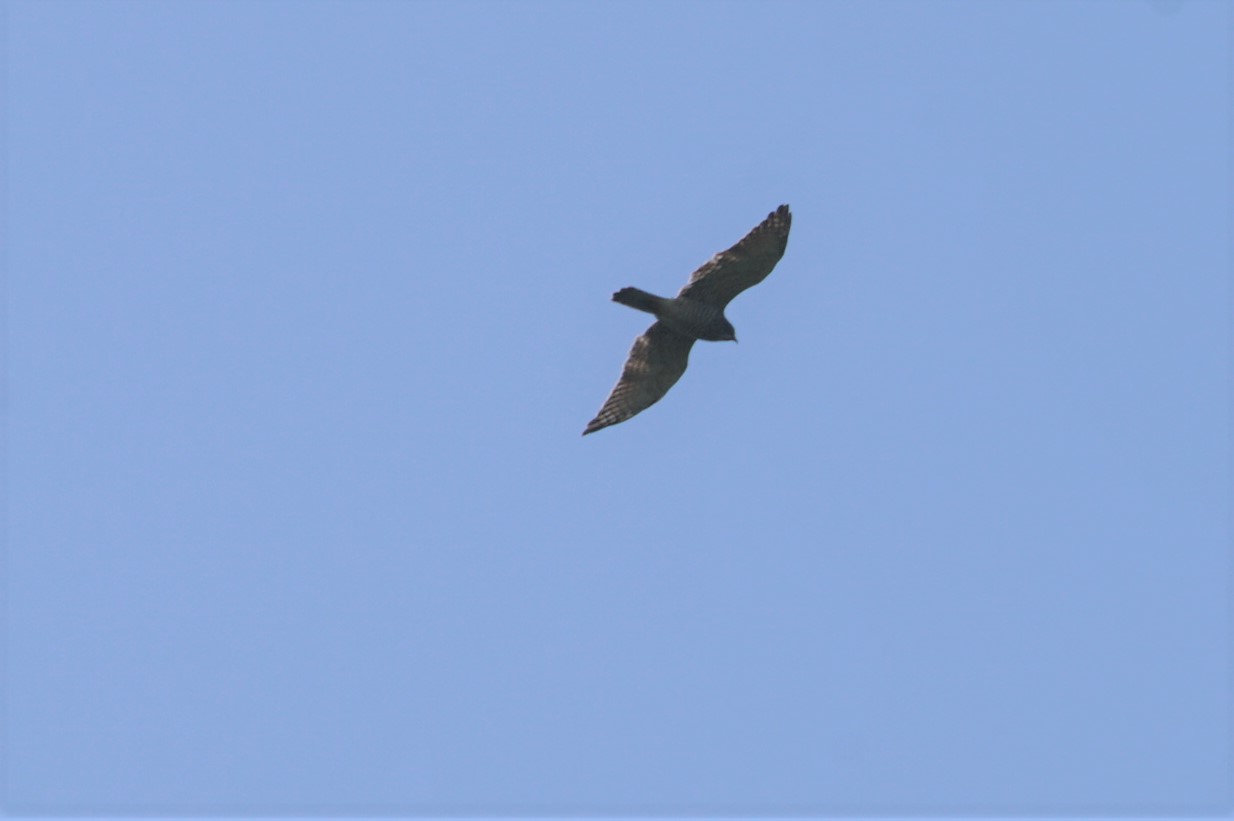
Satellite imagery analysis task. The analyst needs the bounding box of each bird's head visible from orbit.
[696,311,737,342]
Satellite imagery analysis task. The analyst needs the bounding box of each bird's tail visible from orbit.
[612,287,663,315]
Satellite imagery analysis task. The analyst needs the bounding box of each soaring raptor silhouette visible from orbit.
[583,204,792,435]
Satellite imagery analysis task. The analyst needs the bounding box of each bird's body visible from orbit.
[612,288,735,341]
[583,204,792,435]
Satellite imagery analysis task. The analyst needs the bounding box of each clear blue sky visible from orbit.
[5,0,1229,816]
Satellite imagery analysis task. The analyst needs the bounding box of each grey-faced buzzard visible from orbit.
[583,204,792,435]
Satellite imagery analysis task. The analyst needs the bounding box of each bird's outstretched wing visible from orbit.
[676,204,792,308]
[583,322,696,435]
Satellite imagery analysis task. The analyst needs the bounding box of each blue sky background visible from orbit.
[4,0,1230,816]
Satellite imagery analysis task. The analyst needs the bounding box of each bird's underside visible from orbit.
[583,204,792,435]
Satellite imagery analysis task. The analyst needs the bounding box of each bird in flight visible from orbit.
[583,204,792,435]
